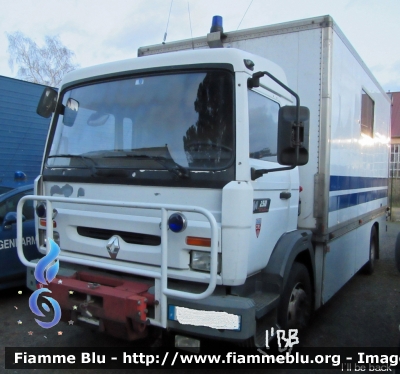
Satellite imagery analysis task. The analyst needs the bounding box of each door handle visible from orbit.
[280,192,291,199]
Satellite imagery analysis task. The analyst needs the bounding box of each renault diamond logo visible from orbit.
[106,236,120,259]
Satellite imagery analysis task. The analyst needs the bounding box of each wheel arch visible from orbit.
[263,230,315,299]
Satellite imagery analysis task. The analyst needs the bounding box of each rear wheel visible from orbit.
[361,226,377,275]
[395,233,400,273]
[278,262,312,330]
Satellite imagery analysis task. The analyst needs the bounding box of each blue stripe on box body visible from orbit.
[329,176,387,212]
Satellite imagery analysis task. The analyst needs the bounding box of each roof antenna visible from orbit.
[237,0,253,30]
[163,0,174,44]
[188,2,194,49]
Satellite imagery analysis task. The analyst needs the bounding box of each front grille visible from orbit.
[77,226,161,246]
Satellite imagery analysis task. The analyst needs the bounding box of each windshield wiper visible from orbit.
[104,154,190,179]
[47,154,99,176]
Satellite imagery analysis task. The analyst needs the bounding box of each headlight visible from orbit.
[190,250,221,273]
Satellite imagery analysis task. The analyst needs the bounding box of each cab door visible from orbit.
[247,89,296,274]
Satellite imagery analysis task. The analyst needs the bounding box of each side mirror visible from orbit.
[63,98,79,127]
[277,105,309,166]
[37,87,58,118]
[3,212,25,230]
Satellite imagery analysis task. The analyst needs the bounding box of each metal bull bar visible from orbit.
[16,195,219,328]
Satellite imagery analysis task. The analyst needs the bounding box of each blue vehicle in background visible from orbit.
[0,184,41,289]
[0,186,13,195]
[0,74,52,289]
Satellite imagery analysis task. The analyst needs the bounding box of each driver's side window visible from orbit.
[248,90,279,162]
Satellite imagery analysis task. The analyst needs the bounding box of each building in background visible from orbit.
[0,76,51,188]
[389,92,400,177]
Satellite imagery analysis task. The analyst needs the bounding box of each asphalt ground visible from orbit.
[1,220,400,373]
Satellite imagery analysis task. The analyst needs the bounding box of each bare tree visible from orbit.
[6,32,79,87]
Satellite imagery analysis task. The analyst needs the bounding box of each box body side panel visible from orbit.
[328,30,390,229]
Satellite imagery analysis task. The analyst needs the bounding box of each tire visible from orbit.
[395,232,400,273]
[278,262,312,330]
[361,226,377,275]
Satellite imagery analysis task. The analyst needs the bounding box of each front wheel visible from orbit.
[278,262,312,330]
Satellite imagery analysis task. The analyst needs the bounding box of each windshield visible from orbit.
[46,70,234,180]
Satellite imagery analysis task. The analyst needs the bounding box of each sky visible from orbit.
[0,0,400,92]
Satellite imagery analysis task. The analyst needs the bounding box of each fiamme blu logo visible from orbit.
[28,238,61,328]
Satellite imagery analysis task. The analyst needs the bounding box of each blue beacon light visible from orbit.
[168,213,187,233]
[14,171,27,181]
[210,15,223,33]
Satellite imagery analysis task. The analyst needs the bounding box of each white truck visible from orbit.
[17,15,390,348]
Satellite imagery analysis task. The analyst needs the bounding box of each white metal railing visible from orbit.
[17,195,219,328]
